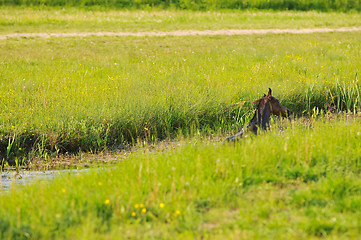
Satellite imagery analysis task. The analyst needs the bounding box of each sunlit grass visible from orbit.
[0,117,360,239]
[1,8,361,239]
[1,7,361,33]
[0,31,361,160]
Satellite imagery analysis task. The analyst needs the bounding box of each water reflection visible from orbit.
[0,169,89,192]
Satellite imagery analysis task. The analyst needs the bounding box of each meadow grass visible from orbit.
[1,31,361,161]
[1,8,361,34]
[0,117,361,239]
[1,8,361,239]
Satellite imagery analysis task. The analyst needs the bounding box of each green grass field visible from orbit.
[1,26,361,160]
[1,8,361,34]
[1,118,361,239]
[1,7,361,239]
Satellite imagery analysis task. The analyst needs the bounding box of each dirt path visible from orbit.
[1,27,361,40]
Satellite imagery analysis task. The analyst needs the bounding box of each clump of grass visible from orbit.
[330,73,361,113]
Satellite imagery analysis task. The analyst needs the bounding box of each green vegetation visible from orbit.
[1,8,361,34]
[1,8,361,239]
[1,117,361,239]
[1,0,361,12]
[1,28,361,162]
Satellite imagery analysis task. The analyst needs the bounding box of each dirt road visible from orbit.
[1,27,361,40]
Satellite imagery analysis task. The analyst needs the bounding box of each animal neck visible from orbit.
[248,102,271,130]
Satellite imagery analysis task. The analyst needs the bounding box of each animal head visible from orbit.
[252,88,290,118]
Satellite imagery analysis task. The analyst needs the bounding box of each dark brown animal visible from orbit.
[224,88,290,141]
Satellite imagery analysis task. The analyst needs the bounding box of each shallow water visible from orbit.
[0,169,89,192]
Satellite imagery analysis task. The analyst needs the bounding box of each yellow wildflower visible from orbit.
[159,203,165,208]
[141,208,147,213]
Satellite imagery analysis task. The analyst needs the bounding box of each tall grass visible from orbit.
[1,0,361,12]
[0,117,361,239]
[331,73,361,113]
[1,32,361,162]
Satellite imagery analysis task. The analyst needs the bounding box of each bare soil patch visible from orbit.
[1,27,361,40]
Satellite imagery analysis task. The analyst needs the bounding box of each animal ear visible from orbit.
[267,88,272,97]
[252,99,260,104]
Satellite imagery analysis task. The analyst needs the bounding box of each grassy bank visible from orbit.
[1,31,361,162]
[1,117,361,239]
[1,0,361,12]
